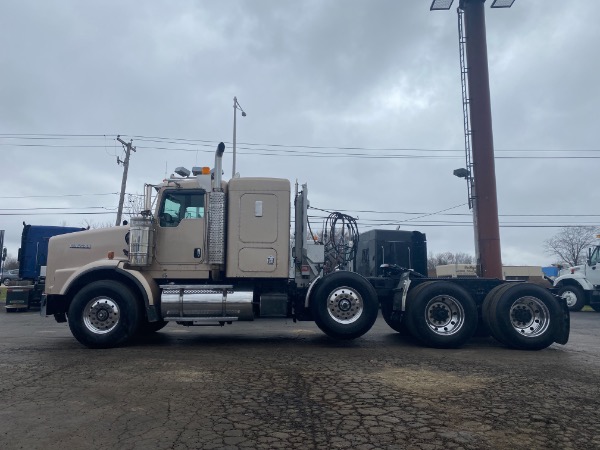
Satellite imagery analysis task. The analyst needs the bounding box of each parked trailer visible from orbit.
[6,224,84,311]
[41,142,569,350]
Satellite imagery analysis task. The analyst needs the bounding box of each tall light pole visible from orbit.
[430,0,516,278]
[232,96,247,178]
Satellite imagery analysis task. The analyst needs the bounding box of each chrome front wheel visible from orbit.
[83,297,121,334]
[68,280,141,349]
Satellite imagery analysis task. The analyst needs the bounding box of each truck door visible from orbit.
[587,246,600,287]
[155,189,207,265]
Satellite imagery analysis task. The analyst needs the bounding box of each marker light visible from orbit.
[192,166,212,175]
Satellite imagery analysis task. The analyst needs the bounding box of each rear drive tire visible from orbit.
[381,299,409,335]
[556,285,585,312]
[68,280,141,349]
[311,271,379,340]
[381,281,433,336]
[482,283,514,346]
[405,281,478,348]
[484,283,562,350]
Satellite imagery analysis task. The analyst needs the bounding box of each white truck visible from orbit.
[553,244,600,312]
[41,143,570,350]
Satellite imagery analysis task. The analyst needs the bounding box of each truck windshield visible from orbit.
[159,190,205,227]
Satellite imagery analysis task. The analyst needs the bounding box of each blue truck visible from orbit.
[5,224,84,310]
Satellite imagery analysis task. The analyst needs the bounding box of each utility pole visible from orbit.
[0,230,4,277]
[115,136,136,226]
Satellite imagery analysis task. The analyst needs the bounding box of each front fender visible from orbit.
[46,260,159,321]
[51,259,120,295]
[553,274,593,291]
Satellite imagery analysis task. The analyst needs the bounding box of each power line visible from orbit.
[0,193,118,199]
[2,142,599,159]
[311,206,600,218]
[0,207,117,211]
[0,212,115,216]
[1,134,600,159]
[0,192,597,219]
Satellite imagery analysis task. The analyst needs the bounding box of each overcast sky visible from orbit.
[1,0,598,267]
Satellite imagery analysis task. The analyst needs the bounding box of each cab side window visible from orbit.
[591,247,600,266]
[183,193,205,219]
[159,190,205,227]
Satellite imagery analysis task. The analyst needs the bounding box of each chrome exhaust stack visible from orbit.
[212,142,225,191]
[208,142,226,266]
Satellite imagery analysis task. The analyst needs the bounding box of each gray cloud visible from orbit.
[0,0,597,267]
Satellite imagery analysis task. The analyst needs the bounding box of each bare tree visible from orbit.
[2,254,19,270]
[81,220,114,229]
[427,252,474,271]
[544,226,599,267]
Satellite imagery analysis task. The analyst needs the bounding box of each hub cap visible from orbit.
[327,286,364,324]
[424,295,464,335]
[509,296,550,338]
[560,290,578,308]
[83,297,120,334]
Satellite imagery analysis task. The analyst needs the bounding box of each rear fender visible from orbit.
[304,274,323,308]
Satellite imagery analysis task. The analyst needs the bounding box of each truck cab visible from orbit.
[43,142,381,348]
[554,245,600,311]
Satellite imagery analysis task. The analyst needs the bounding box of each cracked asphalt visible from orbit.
[0,307,599,450]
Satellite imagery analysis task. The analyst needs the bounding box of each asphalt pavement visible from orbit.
[0,306,599,450]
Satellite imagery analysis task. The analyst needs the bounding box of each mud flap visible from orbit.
[554,294,570,345]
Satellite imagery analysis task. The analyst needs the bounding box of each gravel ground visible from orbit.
[0,307,599,450]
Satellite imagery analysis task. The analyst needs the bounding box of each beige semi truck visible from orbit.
[42,143,570,350]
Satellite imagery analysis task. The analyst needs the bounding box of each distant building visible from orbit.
[436,264,478,278]
[436,264,547,284]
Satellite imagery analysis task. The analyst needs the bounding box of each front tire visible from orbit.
[68,280,141,349]
[556,285,585,312]
[311,272,378,340]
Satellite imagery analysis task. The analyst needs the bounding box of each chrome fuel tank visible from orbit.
[160,285,254,321]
